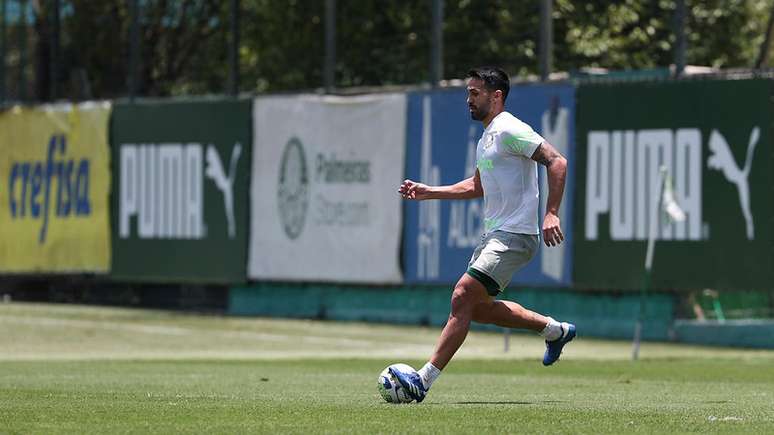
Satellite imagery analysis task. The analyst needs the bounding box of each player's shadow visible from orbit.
[453,400,565,405]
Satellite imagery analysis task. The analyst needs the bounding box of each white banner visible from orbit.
[249,94,406,283]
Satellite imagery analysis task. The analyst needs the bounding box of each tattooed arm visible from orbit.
[531,141,567,247]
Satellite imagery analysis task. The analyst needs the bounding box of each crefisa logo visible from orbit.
[277,137,309,240]
[7,134,91,244]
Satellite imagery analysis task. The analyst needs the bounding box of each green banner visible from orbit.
[111,99,251,283]
[575,79,773,290]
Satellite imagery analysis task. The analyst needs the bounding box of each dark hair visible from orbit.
[467,67,510,101]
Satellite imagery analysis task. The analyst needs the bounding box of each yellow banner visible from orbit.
[0,103,112,272]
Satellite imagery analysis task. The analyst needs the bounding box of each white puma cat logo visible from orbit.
[707,127,759,240]
[205,143,242,238]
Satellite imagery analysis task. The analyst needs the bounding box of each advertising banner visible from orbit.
[0,103,111,272]
[575,79,773,290]
[111,100,251,283]
[403,85,576,286]
[249,94,405,283]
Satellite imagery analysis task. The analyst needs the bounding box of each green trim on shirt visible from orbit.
[503,133,535,154]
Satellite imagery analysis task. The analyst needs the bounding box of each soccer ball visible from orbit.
[377,363,415,404]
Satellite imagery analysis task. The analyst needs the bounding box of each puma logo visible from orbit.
[707,127,759,240]
[205,143,242,238]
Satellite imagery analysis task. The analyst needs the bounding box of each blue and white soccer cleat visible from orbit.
[543,323,576,366]
[388,366,427,403]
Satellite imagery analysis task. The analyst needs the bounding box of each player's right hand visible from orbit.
[398,179,430,200]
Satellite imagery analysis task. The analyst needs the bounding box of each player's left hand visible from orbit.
[542,212,564,247]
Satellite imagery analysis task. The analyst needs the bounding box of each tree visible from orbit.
[29,0,228,99]
[20,0,774,100]
[443,0,540,79]
[238,0,324,92]
[755,2,774,68]
[552,0,771,72]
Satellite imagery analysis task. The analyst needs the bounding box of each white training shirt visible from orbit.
[476,111,544,235]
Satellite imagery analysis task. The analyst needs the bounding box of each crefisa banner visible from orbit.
[249,94,405,283]
[403,85,576,287]
[0,103,112,272]
[111,100,251,283]
[575,79,773,290]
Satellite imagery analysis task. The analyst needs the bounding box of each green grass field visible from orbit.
[1,303,773,434]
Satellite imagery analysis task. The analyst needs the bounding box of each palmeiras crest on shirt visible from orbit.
[483,133,495,149]
[277,137,310,240]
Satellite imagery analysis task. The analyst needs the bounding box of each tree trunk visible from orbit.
[755,3,774,68]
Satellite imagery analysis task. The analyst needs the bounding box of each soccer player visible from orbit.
[391,67,575,403]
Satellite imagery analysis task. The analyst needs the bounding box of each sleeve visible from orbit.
[501,119,544,158]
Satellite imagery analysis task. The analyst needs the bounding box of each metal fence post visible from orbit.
[539,0,553,81]
[228,0,239,96]
[324,0,335,93]
[128,0,139,101]
[18,0,26,101]
[430,0,443,87]
[1,0,6,103]
[50,0,59,101]
[674,0,686,77]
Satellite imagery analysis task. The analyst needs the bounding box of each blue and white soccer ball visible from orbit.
[377,363,415,404]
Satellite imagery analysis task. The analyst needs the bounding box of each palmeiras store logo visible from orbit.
[277,137,309,239]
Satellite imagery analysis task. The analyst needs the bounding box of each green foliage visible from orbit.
[335,1,429,87]
[444,0,540,79]
[18,0,774,98]
[239,0,324,92]
[686,0,770,68]
[554,0,675,70]
[56,0,228,98]
[59,1,131,98]
[554,0,771,71]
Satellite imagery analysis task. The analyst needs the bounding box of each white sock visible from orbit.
[540,317,565,341]
[417,362,441,390]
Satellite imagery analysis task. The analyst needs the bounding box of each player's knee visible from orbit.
[450,284,476,316]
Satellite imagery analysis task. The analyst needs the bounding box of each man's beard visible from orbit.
[469,104,489,121]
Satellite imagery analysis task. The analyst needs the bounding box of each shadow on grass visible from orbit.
[452,400,565,405]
